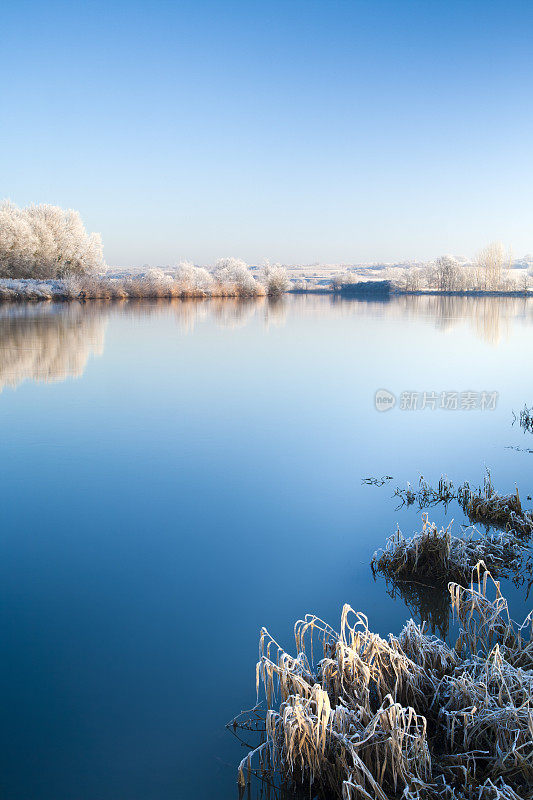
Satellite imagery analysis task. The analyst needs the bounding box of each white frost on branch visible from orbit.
[0,201,105,278]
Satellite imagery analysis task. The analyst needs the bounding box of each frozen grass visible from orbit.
[371,514,524,586]
[0,261,290,302]
[394,475,456,510]
[459,474,533,539]
[393,473,533,539]
[237,568,533,799]
[513,405,533,435]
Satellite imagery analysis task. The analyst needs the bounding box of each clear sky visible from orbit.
[2,0,533,266]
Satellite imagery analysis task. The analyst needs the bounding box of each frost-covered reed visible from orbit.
[237,567,533,799]
[393,473,533,539]
[458,473,533,538]
[371,514,524,586]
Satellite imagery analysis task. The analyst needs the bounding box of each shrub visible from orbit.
[262,263,290,296]
[213,257,265,297]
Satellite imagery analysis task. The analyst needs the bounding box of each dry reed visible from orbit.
[459,473,533,538]
[237,567,533,800]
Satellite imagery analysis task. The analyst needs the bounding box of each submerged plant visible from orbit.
[236,568,533,799]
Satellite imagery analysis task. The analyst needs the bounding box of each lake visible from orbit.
[1,294,532,800]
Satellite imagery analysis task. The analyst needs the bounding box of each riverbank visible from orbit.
[0,274,279,302]
[2,276,532,303]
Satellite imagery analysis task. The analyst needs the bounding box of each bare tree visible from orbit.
[432,255,462,291]
[474,242,506,290]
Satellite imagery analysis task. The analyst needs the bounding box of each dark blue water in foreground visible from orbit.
[0,294,532,800]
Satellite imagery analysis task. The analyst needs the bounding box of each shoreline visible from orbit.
[0,278,532,303]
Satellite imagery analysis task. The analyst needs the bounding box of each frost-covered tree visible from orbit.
[474,242,506,290]
[425,255,464,291]
[174,261,214,295]
[0,200,104,279]
[213,257,264,296]
[434,255,462,291]
[137,268,176,296]
[262,263,290,296]
[396,266,423,291]
[331,272,358,290]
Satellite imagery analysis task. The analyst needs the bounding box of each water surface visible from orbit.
[1,295,532,800]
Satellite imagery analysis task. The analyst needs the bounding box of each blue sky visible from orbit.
[2,0,533,266]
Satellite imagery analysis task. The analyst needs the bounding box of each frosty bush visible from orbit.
[0,201,104,279]
[0,243,292,302]
[174,261,214,295]
[261,263,290,296]
[331,272,358,291]
[213,257,265,297]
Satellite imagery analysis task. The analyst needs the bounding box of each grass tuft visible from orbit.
[371,514,524,587]
[236,568,533,799]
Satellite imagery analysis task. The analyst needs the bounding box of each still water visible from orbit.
[0,294,532,800]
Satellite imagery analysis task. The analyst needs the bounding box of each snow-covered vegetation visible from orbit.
[2,202,529,300]
[371,513,524,586]
[0,201,292,301]
[0,260,291,302]
[394,244,528,293]
[0,201,104,278]
[330,244,531,294]
[261,262,291,296]
[0,201,292,300]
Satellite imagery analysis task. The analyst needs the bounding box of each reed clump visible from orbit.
[459,473,533,538]
[393,473,533,539]
[394,475,456,510]
[237,567,533,799]
[371,514,524,587]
